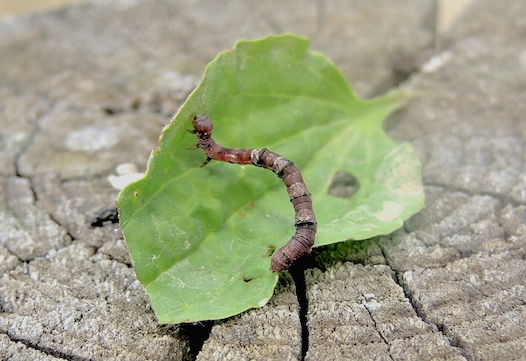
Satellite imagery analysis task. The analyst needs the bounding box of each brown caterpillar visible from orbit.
[189,114,317,272]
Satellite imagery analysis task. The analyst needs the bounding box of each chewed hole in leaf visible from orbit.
[327,171,360,199]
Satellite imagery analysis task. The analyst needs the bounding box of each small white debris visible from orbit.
[364,293,376,302]
[108,173,145,190]
[421,51,452,73]
[365,299,382,311]
[115,163,139,175]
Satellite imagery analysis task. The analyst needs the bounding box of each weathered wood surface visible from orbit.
[1,0,525,360]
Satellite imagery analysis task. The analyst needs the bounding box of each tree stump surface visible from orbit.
[1,0,525,360]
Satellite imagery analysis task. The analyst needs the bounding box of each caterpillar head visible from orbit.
[193,115,213,136]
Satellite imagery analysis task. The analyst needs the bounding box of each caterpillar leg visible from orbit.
[200,157,212,168]
[187,128,199,149]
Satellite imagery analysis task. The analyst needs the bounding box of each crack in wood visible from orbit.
[380,245,470,359]
[178,322,213,361]
[288,261,309,361]
[1,329,89,361]
[363,302,394,361]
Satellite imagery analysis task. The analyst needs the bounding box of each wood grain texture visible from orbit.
[1,0,525,360]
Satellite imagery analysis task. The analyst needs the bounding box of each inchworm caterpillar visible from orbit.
[189,115,317,272]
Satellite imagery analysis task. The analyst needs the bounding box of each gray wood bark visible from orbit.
[1,0,525,360]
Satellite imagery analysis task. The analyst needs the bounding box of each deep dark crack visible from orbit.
[177,321,213,361]
[288,260,309,361]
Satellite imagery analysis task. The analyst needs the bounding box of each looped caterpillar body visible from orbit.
[190,114,317,272]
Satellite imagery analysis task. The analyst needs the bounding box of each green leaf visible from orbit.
[117,34,424,324]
